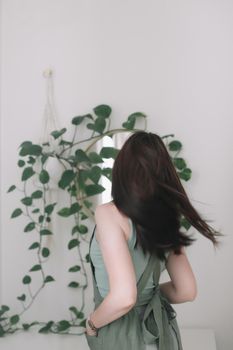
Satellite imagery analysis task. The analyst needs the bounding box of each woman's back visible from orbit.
[90,214,167,307]
[86,206,182,349]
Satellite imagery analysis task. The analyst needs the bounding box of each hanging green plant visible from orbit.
[0,104,192,337]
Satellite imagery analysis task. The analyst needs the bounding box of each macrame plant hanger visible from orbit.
[33,68,64,244]
[40,68,61,158]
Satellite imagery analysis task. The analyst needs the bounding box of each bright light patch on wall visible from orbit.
[99,135,114,203]
[98,132,131,204]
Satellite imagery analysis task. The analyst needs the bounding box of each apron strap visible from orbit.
[136,253,159,294]
[88,225,103,305]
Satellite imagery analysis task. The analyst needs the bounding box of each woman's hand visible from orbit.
[85,318,97,336]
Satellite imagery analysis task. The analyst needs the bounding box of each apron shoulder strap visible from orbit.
[137,252,161,294]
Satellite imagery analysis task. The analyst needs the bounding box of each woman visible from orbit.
[84,131,220,350]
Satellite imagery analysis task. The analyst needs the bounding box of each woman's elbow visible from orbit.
[182,286,198,302]
[123,295,137,309]
[109,290,137,309]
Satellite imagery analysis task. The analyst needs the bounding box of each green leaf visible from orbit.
[88,151,103,164]
[40,229,53,235]
[74,149,90,163]
[93,104,112,118]
[24,222,36,232]
[39,169,50,184]
[50,128,67,139]
[85,253,90,263]
[87,117,106,134]
[73,220,87,230]
[76,169,89,191]
[68,239,80,250]
[22,322,39,330]
[22,323,30,330]
[102,167,112,181]
[21,167,35,181]
[31,190,43,199]
[22,275,31,284]
[173,157,187,170]
[0,324,4,337]
[168,140,182,151]
[88,166,102,184]
[180,217,192,230]
[99,147,119,159]
[80,212,88,220]
[83,200,93,208]
[45,202,57,215]
[59,140,72,146]
[68,184,77,197]
[77,225,88,234]
[68,281,79,288]
[28,242,40,250]
[22,144,41,157]
[57,207,71,217]
[38,215,45,223]
[122,112,146,130]
[1,305,10,312]
[79,319,86,327]
[69,306,79,317]
[19,141,32,148]
[58,170,76,189]
[85,184,105,197]
[18,160,25,167]
[41,154,49,165]
[17,294,26,301]
[11,208,23,218]
[72,114,92,125]
[178,168,192,181]
[38,321,54,333]
[21,197,33,206]
[32,208,40,213]
[70,202,82,214]
[44,275,55,283]
[95,117,106,133]
[57,320,70,331]
[10,314,20,325]
[19,144,42,157]
[72,225,79,234]
[69,306,84,319]
[68,265,81,272]
[7,185,16,193]
[42,247,50,258]
[30,264,41,272]
[27,156,36,165]
[57,203,81,217]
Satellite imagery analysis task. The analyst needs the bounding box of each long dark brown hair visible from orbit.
[111,131,221,260]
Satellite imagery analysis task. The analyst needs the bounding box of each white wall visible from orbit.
[1,1,233,349]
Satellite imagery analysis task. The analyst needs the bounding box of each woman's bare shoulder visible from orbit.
[95,201,119,218]
[94,202,130,241]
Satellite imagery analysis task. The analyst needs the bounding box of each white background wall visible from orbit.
[0,1,233,349]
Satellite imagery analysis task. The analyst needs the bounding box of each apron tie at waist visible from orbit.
[140,288,182,350]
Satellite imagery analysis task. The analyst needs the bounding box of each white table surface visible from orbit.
[0,328,217,350]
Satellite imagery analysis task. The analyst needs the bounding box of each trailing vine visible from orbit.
[0,104,192,337]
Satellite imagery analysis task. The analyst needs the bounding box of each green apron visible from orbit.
[85,225,183,350]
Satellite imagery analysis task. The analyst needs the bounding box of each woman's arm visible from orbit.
[89,204,137,329]
[159,247,197,303]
